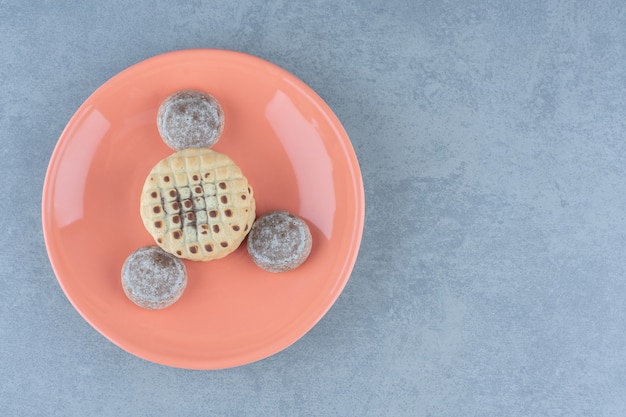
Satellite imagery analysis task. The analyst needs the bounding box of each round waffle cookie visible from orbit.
[140,148,256,261]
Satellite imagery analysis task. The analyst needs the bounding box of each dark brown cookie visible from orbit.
[121,246,187,309]
[157,90,224,151]
[247,211,312,272]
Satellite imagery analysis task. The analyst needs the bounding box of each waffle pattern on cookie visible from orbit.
[140,148,255,261]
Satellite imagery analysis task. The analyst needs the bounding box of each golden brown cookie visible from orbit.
[140,148,255,261]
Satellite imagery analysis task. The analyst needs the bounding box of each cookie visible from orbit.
[247,211,312,272]
[140,148,255,261]
[157,89,225,151]
[121,246,187,310]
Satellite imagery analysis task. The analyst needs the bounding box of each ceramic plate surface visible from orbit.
[42,49,364,369]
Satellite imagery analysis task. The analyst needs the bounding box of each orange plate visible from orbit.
[41,49,364,369]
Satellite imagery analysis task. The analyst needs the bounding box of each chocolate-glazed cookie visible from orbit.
[121,246,187,309]
[247,211,312,273]
[157,90,224,151]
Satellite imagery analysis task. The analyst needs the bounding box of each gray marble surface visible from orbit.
[3,1,626,415]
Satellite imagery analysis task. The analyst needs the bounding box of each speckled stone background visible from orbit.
[2,1,626,415]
